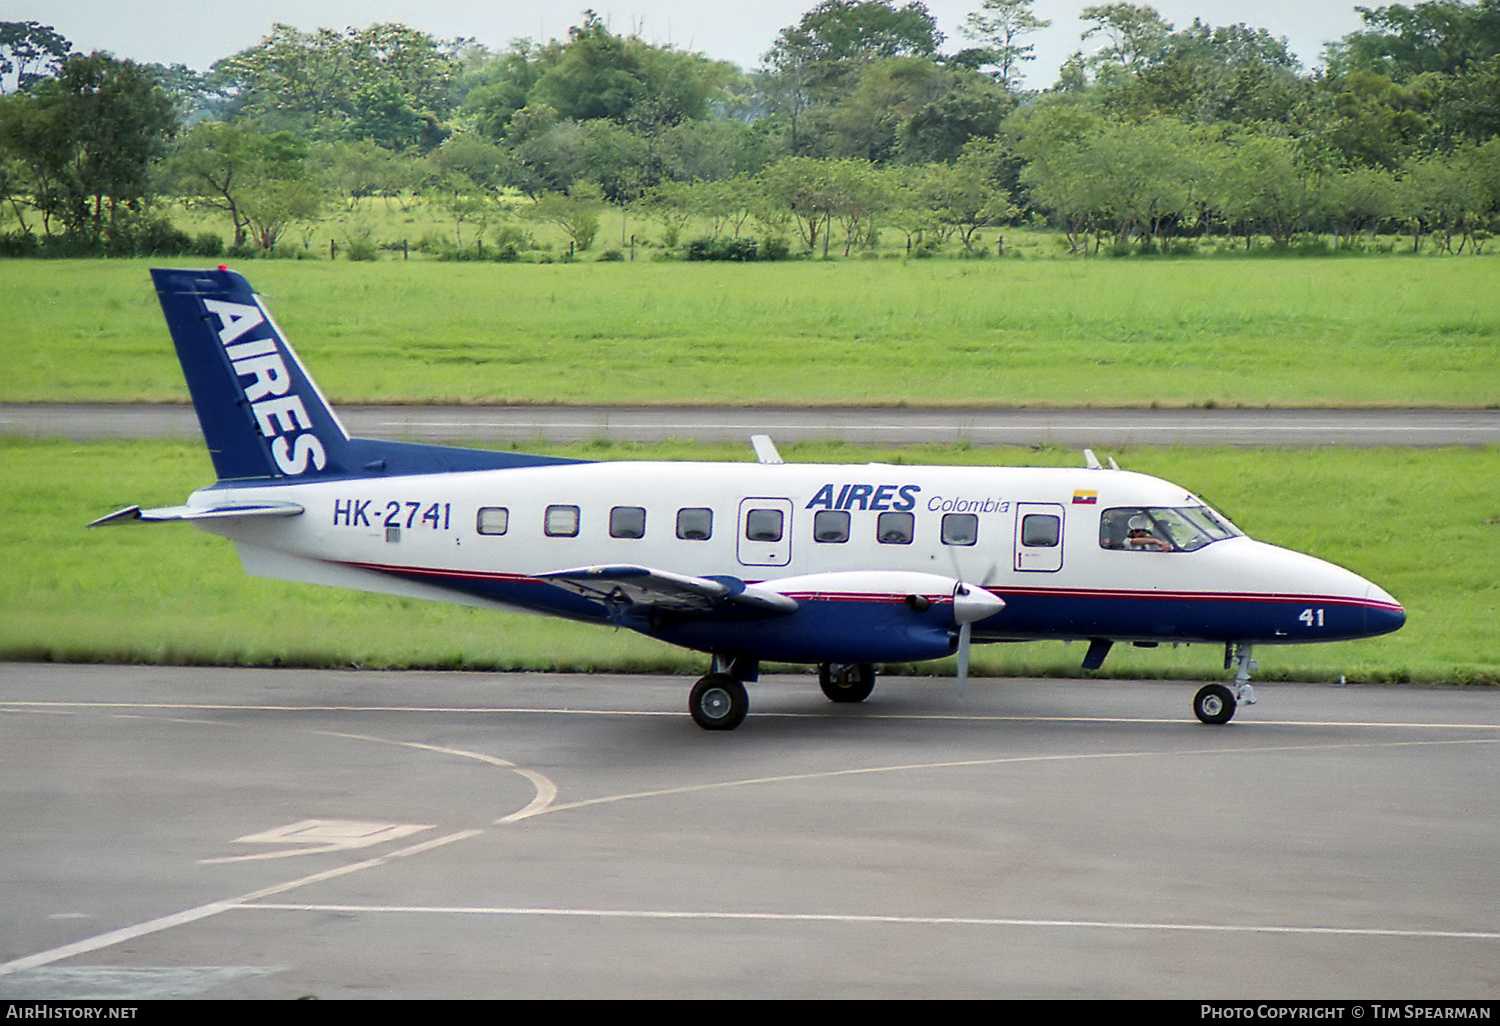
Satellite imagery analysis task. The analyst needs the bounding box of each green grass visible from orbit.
[2,436,1495,684]
[2,256,1497,406]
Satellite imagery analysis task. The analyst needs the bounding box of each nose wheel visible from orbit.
[1193,683,1236,724]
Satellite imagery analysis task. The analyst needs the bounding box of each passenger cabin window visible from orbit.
[1099,506,1237,553]
[544,504,579,538]
[476,507,509,536]
[745,508,784,542]
[942,513,978,546]
[813,510,850,543]
[676,507,713,540]
[877,511,914,545]
[610,506,646,539]
[1021,513,1061,548]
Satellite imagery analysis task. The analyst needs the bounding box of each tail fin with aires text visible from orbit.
[151,267,582,483]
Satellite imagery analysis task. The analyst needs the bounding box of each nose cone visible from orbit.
[1363,582,1406,638]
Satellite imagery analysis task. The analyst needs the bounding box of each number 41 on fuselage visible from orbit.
[90,268,1406,730]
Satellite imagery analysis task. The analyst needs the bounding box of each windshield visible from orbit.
[1099,506,1241,553]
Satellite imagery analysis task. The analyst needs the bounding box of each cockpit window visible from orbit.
[1099,506,1239,553]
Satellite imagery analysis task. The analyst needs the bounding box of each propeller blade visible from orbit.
[957,621,972,697]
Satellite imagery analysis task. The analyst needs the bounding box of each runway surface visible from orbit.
[2,664,1495,999]
[4,402,1499,447]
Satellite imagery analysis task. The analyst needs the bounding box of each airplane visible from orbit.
[90,267,1406,731]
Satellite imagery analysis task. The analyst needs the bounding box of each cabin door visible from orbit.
[737,497,793,567]
[1014,502,1065,573]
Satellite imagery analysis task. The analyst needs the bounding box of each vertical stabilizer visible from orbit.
[152,267,351,482]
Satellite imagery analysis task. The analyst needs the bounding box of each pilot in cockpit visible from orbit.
[1126,514,1172,552]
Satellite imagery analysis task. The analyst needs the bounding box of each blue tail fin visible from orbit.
[152,267,584,483]
[153,267,351,481]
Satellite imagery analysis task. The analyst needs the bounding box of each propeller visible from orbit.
[945,542,1001,696]
[951,581,1004,696]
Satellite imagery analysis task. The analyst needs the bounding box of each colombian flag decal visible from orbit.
[1072,490,1098,505]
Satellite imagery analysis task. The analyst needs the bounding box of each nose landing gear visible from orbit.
[1194,643,1259,724]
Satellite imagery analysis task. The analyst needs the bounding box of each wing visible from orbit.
[536,564,798,616]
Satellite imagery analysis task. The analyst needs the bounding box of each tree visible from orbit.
[1126,20,1304,125]
[520,181,603,252]
[1398,145,1490,251]
[171,121,321,249]
[1331,0,1500,80]
[212,22,461,149]
[432,172,493,252]
[1320,165,1400,243]
[1208,132,1316,247]
[758,156,846,252]
[926,142,1019,251]
[1080,3,1172,80]
[0,21,70,94]
[763,1,944,106]
[960,0,1052,91]
[0,52,177,244]
[528,12,735,127]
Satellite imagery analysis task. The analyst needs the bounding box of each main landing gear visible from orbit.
[689,654,756,731]
[689,674,748,731]
[818,663,875,703]
[689,658,879,730]
[1193,642,1259,725]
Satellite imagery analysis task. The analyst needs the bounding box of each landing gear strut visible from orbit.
[818,663,875,703]
[1193,642,1259,725]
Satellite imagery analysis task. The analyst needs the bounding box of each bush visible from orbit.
[490,225,532,263]
[597,249,624,262]
[96,215,194,257]
[343,236,379,261]
[684,236,760,262]
[0,231,40,257]
[190,232,224,257]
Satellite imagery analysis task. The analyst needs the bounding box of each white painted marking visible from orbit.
[238,903,1500,942]
[235,819,432,845]
[7,700,1500,731]
[0,829,481,976]
[316,730,558,822]
[532,738,1497,819]
[200,819,435,864]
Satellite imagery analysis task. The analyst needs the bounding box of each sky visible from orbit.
[7,1,1370,88]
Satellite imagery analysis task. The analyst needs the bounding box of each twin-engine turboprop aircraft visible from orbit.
[91,268,1406,730]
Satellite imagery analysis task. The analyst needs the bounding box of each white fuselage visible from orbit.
[187,459,1403,662]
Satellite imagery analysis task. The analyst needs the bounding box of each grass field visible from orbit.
[2,256,1497,407]
[3,437,1495,685]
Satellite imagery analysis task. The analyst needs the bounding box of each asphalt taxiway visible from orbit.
[2,664,1495,999]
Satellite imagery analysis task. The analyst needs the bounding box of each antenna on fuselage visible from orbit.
[1083,448,1122,471]
[750,435,784,465]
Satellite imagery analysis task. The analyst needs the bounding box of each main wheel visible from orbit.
[818,663,875,703]
[1193,683,1237,725]
[689,674,748,731]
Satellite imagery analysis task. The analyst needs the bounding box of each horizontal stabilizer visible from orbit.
[88,501,304,527]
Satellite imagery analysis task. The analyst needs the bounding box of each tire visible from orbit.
[818,663,875,703]
[1193,683,1237,725]
[689,674,748,731]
